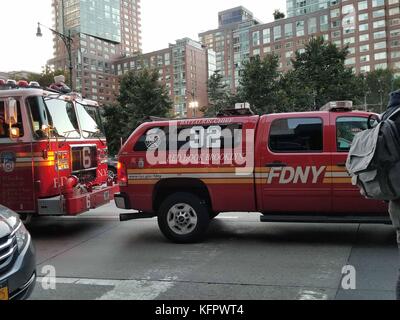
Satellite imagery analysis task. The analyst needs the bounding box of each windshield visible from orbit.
[45,98,80,138]
[76,102,105,138]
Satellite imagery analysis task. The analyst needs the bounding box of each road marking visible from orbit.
[297,289,329,300]
[36,277,174,300]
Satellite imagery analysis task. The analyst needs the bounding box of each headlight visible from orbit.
[13,222,29,252]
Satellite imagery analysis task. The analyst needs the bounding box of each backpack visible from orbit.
[346,94,400,201]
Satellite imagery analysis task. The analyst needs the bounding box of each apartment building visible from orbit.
[114,38,215,117]
[49,0,142,103]
[200,1,400,92]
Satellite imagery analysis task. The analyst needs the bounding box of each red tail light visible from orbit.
[117,161,128,187]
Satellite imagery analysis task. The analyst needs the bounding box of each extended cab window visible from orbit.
[336,117,369,152]
[134,124,242,152]
[269,117,323,152]
[0,101,24,138]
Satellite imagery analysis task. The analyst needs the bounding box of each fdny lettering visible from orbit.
[267,166,326,184]
[54,176,68,189]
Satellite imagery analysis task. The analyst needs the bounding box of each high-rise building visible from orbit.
[287,0,340,17]
[114,38,214,117]
[49,0,141,103]
[199,7,262,92]
[200,1,400,93]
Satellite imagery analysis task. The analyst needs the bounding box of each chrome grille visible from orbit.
[0,232,17,275]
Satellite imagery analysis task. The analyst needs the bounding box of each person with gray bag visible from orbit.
[347,89,400,300]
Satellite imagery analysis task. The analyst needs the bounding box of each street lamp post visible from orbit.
[36,22,74,90]
[189,101,199,118]
[186,90,198,118]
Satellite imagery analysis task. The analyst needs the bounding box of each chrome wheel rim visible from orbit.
[167,203,198,235]
[108,169,116,180]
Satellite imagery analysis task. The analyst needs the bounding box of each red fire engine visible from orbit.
[115,102,389,243]
[0,80,118,221]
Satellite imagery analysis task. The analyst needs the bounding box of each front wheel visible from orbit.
[157,193,210,243]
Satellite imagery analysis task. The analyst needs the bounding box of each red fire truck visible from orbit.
[0,80,118,222]
[115,102,389,243]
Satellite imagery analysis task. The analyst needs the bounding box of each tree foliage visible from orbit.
[361,69,399,112]
[103,68,172,155]
[289,37,363,110]
[203,70,230,117]
[238,54,283,114]
[273,10,285,20]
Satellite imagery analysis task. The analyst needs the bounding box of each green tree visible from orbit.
[27,65,69,88]
[362,69,398,112]
[289,37,363,110]
[279,70,315,112]
[238,54,282,114]
[204,70,229,117]
[273,10,285,20]
[103,68,172,155]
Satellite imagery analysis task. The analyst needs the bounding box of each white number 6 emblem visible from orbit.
[82,147,92,169]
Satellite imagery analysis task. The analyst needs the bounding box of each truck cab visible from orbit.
[115,102,388,243]
[0,81,118,220]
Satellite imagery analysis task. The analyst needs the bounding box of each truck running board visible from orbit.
[260,214,392,225]
[120,212,157,222]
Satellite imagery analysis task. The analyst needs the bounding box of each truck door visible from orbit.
[329,113,387,214]
[257,114,331,213]
[0,98,35,213]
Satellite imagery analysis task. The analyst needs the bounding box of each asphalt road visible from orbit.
[27,203,399,300]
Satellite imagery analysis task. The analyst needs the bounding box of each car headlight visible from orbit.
[13,222,29,252]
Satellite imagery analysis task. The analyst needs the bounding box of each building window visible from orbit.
[359,23,369,32]
[285,23,293,38]
[374,31,386,39]
[342,4,355,15]
[274,25,282,41]
[308,17,317,34]
[373,9,385,18]
[296,21,305,37]
[252,31,260,46]
[263,28,271,44]
[360,65,371,73]
[358,1,368,10]
[374,42,387,50]
[359,13,369,21]
[374,52,387,60]
[360,55,370,62]
[372,0,385,7]
[373,20,386,29]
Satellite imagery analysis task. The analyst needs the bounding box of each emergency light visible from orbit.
[17,80,29,88]
[320,101,353,112]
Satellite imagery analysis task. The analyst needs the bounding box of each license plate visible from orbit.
[0,283,9,301]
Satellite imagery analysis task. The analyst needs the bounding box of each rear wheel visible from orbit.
[157,193,210,243]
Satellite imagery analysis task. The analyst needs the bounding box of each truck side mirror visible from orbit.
[4,98,18,125]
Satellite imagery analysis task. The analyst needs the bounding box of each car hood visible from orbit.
[0,205,20,237]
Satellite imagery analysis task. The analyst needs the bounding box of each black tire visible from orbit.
[157,192,210,243]
[210,212,220,219]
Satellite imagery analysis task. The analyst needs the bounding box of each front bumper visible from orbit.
[0,235,36,300]
[38,183,120,216]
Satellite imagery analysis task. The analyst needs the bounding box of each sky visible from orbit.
[0,0,286,73]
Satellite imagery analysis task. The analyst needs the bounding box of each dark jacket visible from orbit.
[383,89,400,121]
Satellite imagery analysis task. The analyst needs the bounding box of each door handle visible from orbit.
[336,163,346,167]
[266,162,288,168]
